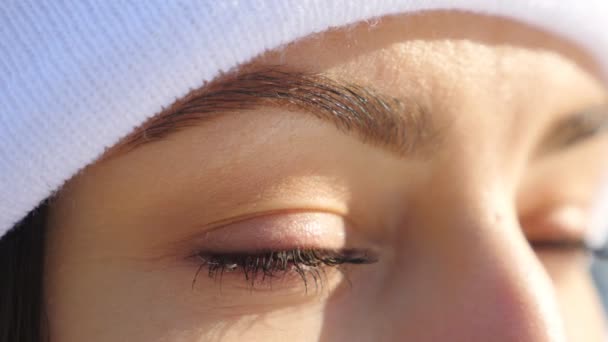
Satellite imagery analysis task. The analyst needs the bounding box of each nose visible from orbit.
[379,186,566,342]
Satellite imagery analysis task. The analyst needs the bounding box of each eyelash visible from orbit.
[530,240,608,258]
[192,248,378,291]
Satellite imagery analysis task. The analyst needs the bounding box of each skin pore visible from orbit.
[44,11,608,342]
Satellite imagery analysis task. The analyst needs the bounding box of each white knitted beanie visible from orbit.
[1,1,608,239]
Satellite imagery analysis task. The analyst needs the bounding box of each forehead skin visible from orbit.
[45,11,608,342]
[259,11,602,84]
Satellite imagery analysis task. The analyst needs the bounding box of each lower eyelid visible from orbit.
[186,265,348,314]
[191,257,346,296]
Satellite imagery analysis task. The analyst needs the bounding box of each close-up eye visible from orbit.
[3,2,608,342]
[179,212,381,296]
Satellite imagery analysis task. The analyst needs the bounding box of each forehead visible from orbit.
[255,11,606,111]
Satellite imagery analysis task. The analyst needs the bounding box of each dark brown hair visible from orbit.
[0,202,48,342]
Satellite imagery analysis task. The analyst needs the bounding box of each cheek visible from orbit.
[539,250,606,342]
[44,245,331,342]
[44,254,186,341]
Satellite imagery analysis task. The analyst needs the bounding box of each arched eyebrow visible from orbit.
[112,68,438,159]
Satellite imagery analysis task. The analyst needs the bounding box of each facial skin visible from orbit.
[44,11,608,342]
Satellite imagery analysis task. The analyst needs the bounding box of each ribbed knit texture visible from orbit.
[1,0,608,238]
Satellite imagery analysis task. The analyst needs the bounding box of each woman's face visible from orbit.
[44,12,608,342]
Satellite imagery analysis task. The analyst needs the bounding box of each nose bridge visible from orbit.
[383,182,566,341]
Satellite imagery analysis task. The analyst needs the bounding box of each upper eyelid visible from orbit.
[167,209,334,253]
[175,211,354,257]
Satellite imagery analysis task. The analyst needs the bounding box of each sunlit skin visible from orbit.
[44,11,608,341]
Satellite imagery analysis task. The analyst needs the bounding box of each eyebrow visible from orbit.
[115,67,608,159]
[117,68,437,158]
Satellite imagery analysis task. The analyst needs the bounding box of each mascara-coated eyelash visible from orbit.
[192,248,378,291]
